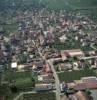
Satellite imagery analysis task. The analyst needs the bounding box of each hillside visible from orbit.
[0,0,97,10]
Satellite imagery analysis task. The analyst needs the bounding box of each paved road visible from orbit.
[38,52,61,100]
[14,91,37,100]
[48,60,61,100]
[80,56,97,60]
[32,40,61,100]
[91,44,97,50]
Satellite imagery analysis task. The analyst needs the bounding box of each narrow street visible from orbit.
[14,91,37,100]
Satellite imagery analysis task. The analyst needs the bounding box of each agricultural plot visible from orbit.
[58,69,96,82]
[2,0,97,11]
[4,71,37,89]
[42,0,97,9]
[23,92,56,100]
[40,0,97,17]
[51,35,93,51]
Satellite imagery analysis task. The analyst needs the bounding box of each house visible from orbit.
[61,49,84,58]
[61,51,67,60]
[81,76,97,83]
[72,76,97,90]
[17,64,25,70]
[68,91,88,100]
[17,61,44,71]
[73,82,86,90]
[59,34,67,43]
[61,95,68,100]
[43,64,52,73]
[88,51,95,56]
[11,62,18,69]
[59,63,72,71]
[35,83,53,91]
[38,74,54,83]
[75,91,88,100]
[73,62,79,70]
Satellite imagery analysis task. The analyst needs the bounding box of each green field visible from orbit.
[58,69,97,82]
[1,71,37,100]
[0,0,97,10]
[52,42,93,51]
[4,71,31,81]
[51,36,93,51]
[3,23,18,35]
[23,92,56,100]
[39,0,97,16]
[41,0,97,10]
[0,0,97,19]
[4,71,37,89]
[43,0,97,17]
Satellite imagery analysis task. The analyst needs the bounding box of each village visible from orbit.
[0,7,97,100]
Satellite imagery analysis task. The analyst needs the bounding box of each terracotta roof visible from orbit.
[61,49,84,57]
[86,82,97,89]
[73,83,86,90]
[73,80,97,90]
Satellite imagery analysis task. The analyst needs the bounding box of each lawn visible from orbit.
[23,92,56,100]
[58,69,97,82]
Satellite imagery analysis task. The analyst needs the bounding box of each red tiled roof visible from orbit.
[86,82,97,89]
[73,81,97,90]
[73,83,86,90]
[61,49,84,57]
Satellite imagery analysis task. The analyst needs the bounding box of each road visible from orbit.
[14,91,37,100]
[48,60,61,100]
[32,40,61,100]
[80,56,97,60]
[91,44,97,50]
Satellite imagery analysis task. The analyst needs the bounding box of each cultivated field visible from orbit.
[58,69,97,82]
[23,92,56,100]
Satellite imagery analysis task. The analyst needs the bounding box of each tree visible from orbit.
[10,85,18,93]
[18,54,27,63]
[86,89,93,100]
[73,56,78,61]
[31,77,35,87]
